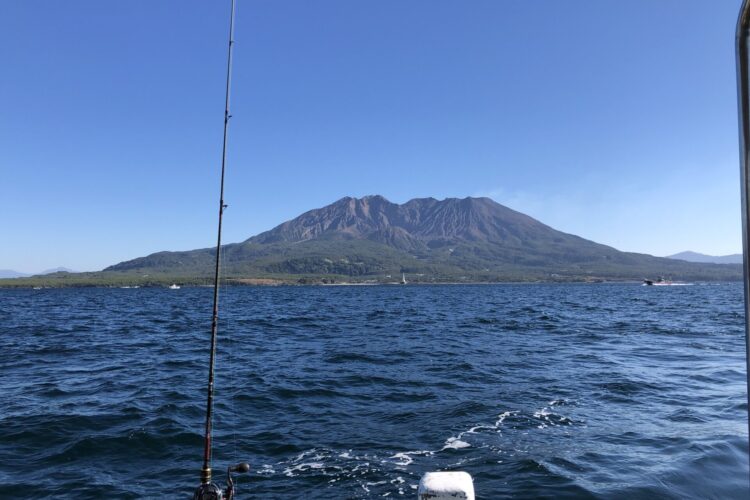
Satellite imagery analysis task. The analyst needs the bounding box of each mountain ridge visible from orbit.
[0,270,29,279]
[247,195,577,249]
[666,251,742,265]
[0,267,78,279]
[99,195,741,283]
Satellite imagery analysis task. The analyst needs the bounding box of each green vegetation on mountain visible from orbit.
[2,196,742,287]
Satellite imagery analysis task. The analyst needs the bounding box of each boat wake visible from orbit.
[256,403,583,496]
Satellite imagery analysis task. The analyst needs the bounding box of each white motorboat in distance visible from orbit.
[643,277,691,286]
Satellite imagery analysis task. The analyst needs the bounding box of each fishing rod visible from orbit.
[736,0,750,478]
[194,0,248,498]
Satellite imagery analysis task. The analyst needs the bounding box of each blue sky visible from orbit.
[0,0,744,272]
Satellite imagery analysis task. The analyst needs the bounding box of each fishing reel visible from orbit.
[193,463,250,500]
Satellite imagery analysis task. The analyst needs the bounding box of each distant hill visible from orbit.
[0,270,29,279]
[39,267,77,275]
[99,195,741,283]
[666,251,743,265]
[0,267,77,279]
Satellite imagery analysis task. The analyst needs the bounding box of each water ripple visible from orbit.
[0,283,747,498]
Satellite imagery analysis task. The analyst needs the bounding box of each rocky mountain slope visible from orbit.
[102,196,741,283]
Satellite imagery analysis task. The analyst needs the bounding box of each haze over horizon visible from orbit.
[0,0,743,272]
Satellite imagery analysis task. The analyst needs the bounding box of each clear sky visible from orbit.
[0,0,744,272]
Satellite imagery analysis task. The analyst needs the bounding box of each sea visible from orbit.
[1,283,748,499]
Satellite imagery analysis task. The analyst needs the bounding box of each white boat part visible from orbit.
[417,471,474,500]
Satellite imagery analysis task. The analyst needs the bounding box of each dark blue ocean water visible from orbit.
[0,283,748,499]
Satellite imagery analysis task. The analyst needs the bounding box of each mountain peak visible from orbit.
[104,194,742,282]
[248,194,549,248]
[361,194,389,201]
[666,251,742,264]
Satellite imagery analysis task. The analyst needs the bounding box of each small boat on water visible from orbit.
[169,284,181,290]
[643,277,671,286]
[401,272,407,285]
[643,277,691,286]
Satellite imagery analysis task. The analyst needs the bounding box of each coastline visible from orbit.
[0,277,736,289]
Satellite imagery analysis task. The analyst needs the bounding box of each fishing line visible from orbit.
[221,235,239,467]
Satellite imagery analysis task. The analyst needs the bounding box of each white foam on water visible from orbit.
[390,450,432,466]
[283,462,327,477]
[390,452,414,466]
[495,410,515,427]
[290,449,321,462]
[390,476,407,495]
[352,462,371,471]
[442,437,471,450]
[362,480,388,493]
[532,400,578,429]
[533,408,551,418]
[257,464,275,475]
[274,409,521,491]
[459,423,496,437]
[390,409,518,466]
